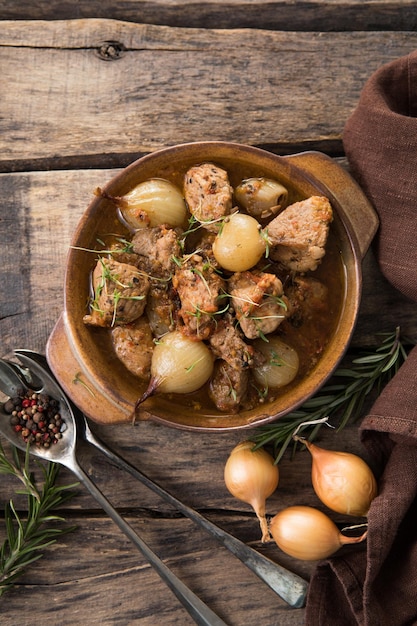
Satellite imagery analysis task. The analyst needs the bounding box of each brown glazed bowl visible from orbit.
[46,142,378,431]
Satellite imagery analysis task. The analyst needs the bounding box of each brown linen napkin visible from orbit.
[305,50,417,626]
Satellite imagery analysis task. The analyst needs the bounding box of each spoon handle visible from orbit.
[84,426,308,608]
[68,459,227,626]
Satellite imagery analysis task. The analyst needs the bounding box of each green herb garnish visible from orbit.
[252,327,415,463]
[0,441,77,595]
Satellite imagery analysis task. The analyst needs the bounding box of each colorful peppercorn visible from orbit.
[3,389,66,448]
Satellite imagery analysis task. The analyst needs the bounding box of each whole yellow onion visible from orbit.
[302,440,378,517]
[252,337,299,389]
[99,179,187,229]
[212,213,266,272]
[224,441,279,542]
[133,331,214,419]
[235,177,288,220]
[270,505,367,561]
[151,330,214,394]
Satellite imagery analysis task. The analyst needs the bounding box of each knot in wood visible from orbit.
[97,41,126,61]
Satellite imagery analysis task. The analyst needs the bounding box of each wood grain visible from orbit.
[0,416,366,624]
[1,20,417,170]
[0,514,311,626]
[0,0,416,31]
[1,10,417,625]
[1,166,416,359]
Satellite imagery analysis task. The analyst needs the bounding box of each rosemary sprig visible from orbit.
[252,327,415,463]
[0,443,40,501]
[0,440,78,595]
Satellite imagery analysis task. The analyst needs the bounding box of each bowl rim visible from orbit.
[48,142,367,431]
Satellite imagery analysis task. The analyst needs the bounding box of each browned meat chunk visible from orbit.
[131,225,182,278]
[197,230,217,252]
[209,316,254,370]
[146,282,177,339]
[184,163,233,231]
[111,316,154,380]
[286,276,329,326]
[108,241,141,266]
[208,360,249,413]
[229,271,288,340]
[83,258,150,327]
[267,196,333,272]
[281,277,331,368]
[172,255,226,340]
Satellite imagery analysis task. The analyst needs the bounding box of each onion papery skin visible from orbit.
[270,505,367,561]
[151,330,214,394]
[224,441,279,542]
[305,441,378,517]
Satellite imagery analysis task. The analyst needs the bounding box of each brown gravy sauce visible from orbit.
[86,160,346,415]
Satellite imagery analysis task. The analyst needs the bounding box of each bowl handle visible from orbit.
[284,151,379,259]
[46,314,149,424]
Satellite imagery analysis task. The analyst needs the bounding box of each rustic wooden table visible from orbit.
[1,2,417,625]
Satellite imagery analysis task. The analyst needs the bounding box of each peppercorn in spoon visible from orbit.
[0,350,227,626]
[0,350,308,612]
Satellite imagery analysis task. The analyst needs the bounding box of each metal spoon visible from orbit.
[0,351,227,626]
[0,358,42,397]
[1,350,308,609]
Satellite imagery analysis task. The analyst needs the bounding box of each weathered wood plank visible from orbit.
[0,382,379,624]
[0,0,416,32]
[0,407,368,514]
[0,420,367,624]
[1,8,415,626]
[0,513,311,625]
[1,20,417,170]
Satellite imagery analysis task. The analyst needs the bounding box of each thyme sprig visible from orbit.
[252,327,415,463]
[0,440,78,595]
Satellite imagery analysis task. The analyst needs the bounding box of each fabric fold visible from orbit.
[306,50,417,626]
[343,50,417,303]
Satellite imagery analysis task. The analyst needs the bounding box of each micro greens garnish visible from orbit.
[190,267,212,295]
[0,441,77,595]
[88,259,147,325]
[213,302,230,316]
[255,328,269,342]
[180,215,202,241]
[222,369,238,402]
[232,291,287,314]
[187,301,230,321]
[100,259,140,291]
[180,212,234,244]
[172,255,183,268]
[260,228,270,258]
[251,380,269,401]
[72,372,96,396]
[252,327,415,463]
[172,249,205,268]
[71,236,134,256]
[269,349,284,367]
[185,356,205,373]
[110,291,146,327]
[249,313,287,323]
[216,216,226,236]
[111,292,122,327]
[269,294,288,311]
[201,212,236,234]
